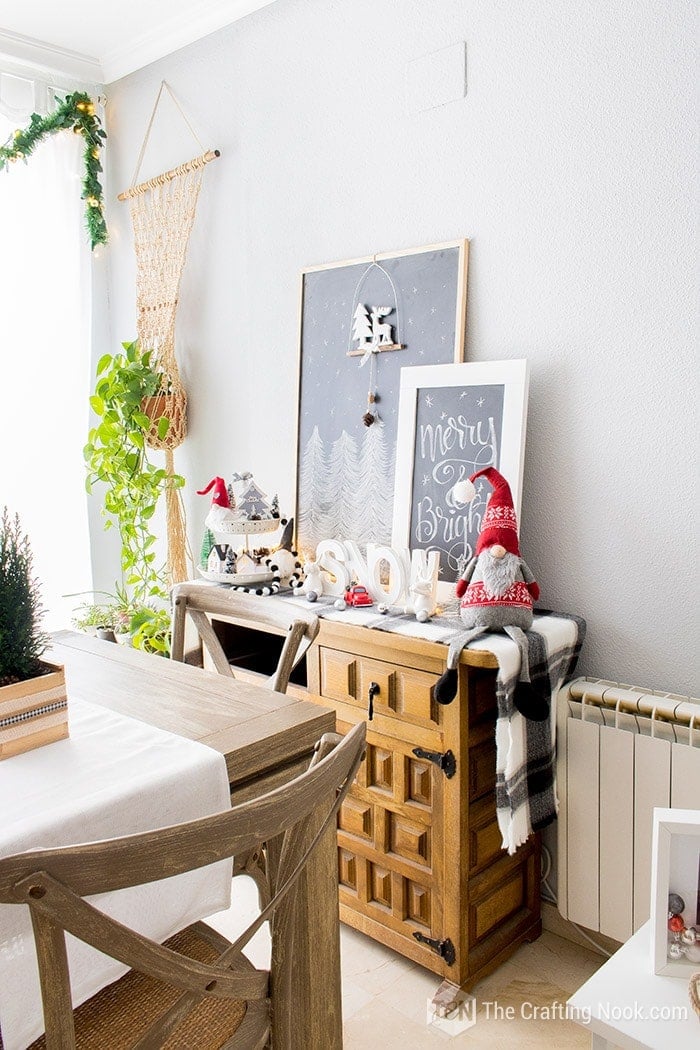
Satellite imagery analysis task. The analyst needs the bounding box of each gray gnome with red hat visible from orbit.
[434,467,547,719]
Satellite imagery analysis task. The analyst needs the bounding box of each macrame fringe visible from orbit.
[165,449,188,584]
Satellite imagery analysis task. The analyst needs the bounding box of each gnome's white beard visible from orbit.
[479,550,520,599]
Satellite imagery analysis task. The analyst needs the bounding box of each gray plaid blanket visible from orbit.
[277,591,584,853]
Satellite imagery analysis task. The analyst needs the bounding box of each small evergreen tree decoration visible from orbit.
[199,527,216,569]
[0,508,50,685]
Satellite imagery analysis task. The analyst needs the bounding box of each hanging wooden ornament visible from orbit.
[347,258,405,425]
[118,81,220,584]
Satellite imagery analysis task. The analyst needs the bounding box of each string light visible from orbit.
[0,92,107,249]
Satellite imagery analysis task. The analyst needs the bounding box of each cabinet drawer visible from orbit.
[319,647,440,730]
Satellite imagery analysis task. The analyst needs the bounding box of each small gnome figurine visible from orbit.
[197,477,241,532]
[434,467,546,719]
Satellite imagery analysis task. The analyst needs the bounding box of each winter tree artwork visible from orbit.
[296,241,469,555]
[392,361,530,597]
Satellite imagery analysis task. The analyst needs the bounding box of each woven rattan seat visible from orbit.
[26,926,250,1050]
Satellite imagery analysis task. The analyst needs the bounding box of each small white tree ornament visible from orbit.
[352,303,373,347]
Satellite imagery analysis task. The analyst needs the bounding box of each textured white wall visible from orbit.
[100,0,698,694]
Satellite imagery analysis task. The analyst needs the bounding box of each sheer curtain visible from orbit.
[0,75,94,629]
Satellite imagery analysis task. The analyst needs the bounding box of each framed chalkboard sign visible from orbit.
[392,360,529,596]
[295,240,468,556]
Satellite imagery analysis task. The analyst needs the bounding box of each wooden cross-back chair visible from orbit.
[0,722,366,1050]
[170,584,320,695]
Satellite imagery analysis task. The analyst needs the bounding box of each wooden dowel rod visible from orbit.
[118,149,220,201]
[346,344,405,357]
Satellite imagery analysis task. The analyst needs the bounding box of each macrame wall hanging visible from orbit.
[118,81,219,584]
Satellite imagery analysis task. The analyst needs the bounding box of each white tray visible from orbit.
[197,567,275,587]
[213,518,280,537]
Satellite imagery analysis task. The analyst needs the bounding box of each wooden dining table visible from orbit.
[38,630,341,1050]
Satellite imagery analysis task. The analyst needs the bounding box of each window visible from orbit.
[0,75,94,628]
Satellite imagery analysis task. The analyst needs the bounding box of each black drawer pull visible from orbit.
[367,681,380,721]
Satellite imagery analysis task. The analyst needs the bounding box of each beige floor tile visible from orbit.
[341,928,605,1047]
[343,979,375,1022]
[496,931,603,996]
[343,998,452,1049]
[340,924,404,970]
[375,962,445,1025]
[340,926,417,993]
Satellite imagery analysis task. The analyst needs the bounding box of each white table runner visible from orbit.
[0,697,232,1050]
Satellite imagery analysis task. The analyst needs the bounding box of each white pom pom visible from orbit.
[306,590,318,603]
[334,598,346,610]
[452,479,476,506]
[416,609,430,623]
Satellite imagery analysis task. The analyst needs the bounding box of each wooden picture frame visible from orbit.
[650,807,700,977]
[392,360,529,599]
[295,240,469,556]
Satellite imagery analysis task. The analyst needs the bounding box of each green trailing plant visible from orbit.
[0,508,50,685]
[84,340,184,654]
[130,606,172,657]
[0,92,107,249]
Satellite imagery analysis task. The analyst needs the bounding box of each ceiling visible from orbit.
[0,0,278,83]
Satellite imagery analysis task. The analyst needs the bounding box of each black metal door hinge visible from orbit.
[411,746,456,779]
[412,932,456,966]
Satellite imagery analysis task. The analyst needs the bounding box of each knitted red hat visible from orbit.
[196,477,230,508]
[453,467,520,556]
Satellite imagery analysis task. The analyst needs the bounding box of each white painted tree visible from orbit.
[297,425,333,551]
[325,430,362,541]
[355,423,394,546]
[352,302,372,348]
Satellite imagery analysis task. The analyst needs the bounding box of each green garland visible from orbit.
[0,91,107,250]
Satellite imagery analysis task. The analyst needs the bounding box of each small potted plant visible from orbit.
[71,599,117,640]
[0,508,68,757]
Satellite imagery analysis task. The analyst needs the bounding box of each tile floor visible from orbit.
[340,924,603,1048]
[210,876,606,1047]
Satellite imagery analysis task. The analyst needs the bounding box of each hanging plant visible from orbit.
[0,91,107,249]
[84,340,185,656]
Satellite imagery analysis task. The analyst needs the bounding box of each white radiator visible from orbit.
[556,677,700,943]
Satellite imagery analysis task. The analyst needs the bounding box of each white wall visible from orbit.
[100,0,698,695]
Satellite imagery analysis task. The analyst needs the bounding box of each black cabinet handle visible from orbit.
[367,681,380,721]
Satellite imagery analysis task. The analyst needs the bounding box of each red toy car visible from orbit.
[344,585,373,608]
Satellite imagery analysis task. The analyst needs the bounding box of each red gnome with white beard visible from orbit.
[434,468,546,719]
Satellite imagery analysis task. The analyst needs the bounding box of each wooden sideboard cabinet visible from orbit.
[210,612,541,989]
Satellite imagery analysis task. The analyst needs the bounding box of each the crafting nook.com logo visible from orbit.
[480,1000,593,1024]
[426,986,477,1036]
[426,991,690,1034]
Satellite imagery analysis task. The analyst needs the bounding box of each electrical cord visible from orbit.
[541,844,613,959]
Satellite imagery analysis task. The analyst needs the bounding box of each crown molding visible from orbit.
[0,28,103,85]
[101,0,278,83]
